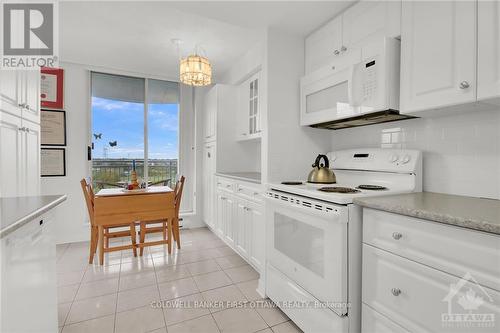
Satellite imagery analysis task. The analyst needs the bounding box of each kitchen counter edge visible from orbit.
[215,172,261,184]
[0,195,67,239]
[353,192,500,235]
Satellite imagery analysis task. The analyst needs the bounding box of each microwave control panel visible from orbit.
[362,58,377,102]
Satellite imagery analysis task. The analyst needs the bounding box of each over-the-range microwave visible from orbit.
[300,37,415,130]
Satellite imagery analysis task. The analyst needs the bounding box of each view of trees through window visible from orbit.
[91,73,179,190]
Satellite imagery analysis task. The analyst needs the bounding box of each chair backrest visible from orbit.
[174,175,185,215]
[80,178,95,226]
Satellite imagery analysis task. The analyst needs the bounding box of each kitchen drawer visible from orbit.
[363,208,500,291]
[363,244,500,333]
[266,264,348,333]
[362,304,410,333]
[217,178,234,192]
[235,183,263,203]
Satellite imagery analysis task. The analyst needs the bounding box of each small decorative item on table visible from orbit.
[129,159,140,190]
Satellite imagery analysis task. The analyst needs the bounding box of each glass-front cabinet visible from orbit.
[237,71,261,141]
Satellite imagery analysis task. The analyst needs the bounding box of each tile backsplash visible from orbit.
[330,108,500,199]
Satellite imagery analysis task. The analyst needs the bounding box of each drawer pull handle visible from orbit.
[391,288,401,296]
[392,232,402,240]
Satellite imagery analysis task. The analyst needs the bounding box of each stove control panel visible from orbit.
[327,148,421,174]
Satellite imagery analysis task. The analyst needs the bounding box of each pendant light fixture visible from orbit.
[178,43,212,87]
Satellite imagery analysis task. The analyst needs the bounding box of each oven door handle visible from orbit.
[266,192,346,222]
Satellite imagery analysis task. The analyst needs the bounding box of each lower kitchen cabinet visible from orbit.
[213,177,264,274]
[361,208,500,333]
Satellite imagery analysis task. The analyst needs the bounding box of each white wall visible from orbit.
[264,27,331,183]
[41,62,91,244]
[329,108,500,200]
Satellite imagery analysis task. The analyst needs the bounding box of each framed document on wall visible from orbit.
[41,148,66,177]
[41,67,64,109]
[41,110,66,146]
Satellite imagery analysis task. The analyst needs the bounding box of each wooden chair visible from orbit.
[138,175,185,255]
[80,178,137,264]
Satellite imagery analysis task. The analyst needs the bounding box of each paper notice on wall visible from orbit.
[40,73,58,103]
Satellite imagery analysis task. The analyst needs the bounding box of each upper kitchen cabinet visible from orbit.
[342,0,401,52]
[237,71,262,141]
[0,68,40,124]
[305,17,343,74]
[203,86,218,143]
[400,0,477,114]
[305,0,401,74]
[477,0,500,104]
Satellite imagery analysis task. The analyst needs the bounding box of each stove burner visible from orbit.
[281,181,303,185]
[357,185,388,190]
[318,187,360,193]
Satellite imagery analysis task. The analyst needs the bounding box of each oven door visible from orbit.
[265,191,348,316]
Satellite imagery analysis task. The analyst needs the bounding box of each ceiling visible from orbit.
[60,1,355,81]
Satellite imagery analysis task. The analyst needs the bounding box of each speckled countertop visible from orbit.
[0,195,67,239]
[215,172,261,184]
[354,192,500,235]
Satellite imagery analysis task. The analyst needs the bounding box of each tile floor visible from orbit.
[56,227,303,333]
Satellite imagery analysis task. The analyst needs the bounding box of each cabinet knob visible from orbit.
[340,46,347,52]
[18,103,25,108]
[333,50,340,56]
[25,104,30,110]
[391,288,401,296]
[25,127,30,133]
[207,152,211,158]
[459,81,470,89]
[392,232,402,240]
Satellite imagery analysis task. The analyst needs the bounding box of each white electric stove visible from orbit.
[264,148,422,333]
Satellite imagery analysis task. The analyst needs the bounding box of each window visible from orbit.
[91,72,180,191]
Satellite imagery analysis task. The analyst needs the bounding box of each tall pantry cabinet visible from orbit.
[0,68,41,197]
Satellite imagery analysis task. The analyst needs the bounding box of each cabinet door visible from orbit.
[477,0,500,103]
[248,202,264,273]
[305,16,343,73]
[224,195,235,247]
[342,0,401,49]
[22,120,41,196]
[400,0,476,113]
[235,200,249,259]
[203,143,216,228]
[203,87,217,142]
[237,72,261,140]
[0,70,22,116]
[22,69,40,124]
[0,112,22,197]
[215,192,225,237]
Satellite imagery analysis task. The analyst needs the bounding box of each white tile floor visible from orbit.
[56,227,303,333]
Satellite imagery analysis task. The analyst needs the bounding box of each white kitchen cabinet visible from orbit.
[400,0,477,114]
[0,112,40,197]
[477,0,500,104]
[202,142,216,229]
[305,16,343,73]
[237,71,261,141]
[247,200,265,273]
[361,208,500,333]
[0,112,22,197]
[203,87,217,143]
[21,70,41,124]
[0,70,21,116]
[305,1,401,74]
[214,176,264,274]
[0,68,40,124]
[22,120,41,196]
[235,199,250,259]
[342,0,401,52]
[1,211,58,333]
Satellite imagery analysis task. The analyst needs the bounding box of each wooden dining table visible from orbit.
[94,186,175,265]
